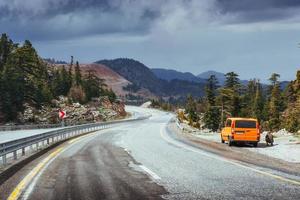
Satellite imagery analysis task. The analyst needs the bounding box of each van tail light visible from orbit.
[231,121,235,135]
[256,123,260,134]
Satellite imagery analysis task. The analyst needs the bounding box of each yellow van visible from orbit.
[221,118,260,147]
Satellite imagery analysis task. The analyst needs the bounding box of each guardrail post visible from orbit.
[22,147,25,156]
[2,155,6,165]
[13,151,17,160]
[47,138,50,145]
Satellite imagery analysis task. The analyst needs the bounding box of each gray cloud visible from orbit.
[0,0,162,41]
[216,0,300,23]
[1,0,299,82]
[1,0,300,41]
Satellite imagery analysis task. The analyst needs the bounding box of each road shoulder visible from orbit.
[167,120,300,177]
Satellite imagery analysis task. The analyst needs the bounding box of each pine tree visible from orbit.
[252,80,265,122]
[83,69,105,101]
[283,70,300,133]
[185,95,198,125]
[68,56,73,88]
[0,33,16,72]
[223,72,241,117]
[204,75,221,131]
[268,73,282,131]
[225,72,240,90]
[60,66,70,95]
[285,81,297,104]
[105,88,117,102]
[204,107,221,131]
[74,61,82,86]
[1,57,25,121]
[51,69,63,97]
[205,75,218,106]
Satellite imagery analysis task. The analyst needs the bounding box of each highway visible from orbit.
[0,106,300,200]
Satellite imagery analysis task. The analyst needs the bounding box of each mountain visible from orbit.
[280,81,290,90]
[151,68,205,83]
[197,70,253,86]
[79,64,131,96]
[95,58,206,98]
[96,58,164,95]
[197,70,226,85]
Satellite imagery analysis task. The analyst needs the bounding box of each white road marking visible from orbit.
[160,125,300,186]
[22,150,61,200]
[9,132,101,200]
[140,165,161,180]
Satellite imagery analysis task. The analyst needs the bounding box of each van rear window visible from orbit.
[235,120,256,128]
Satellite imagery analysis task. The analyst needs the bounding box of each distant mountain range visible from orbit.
[151,68,229,86]
[152,68,205,83]
[95,58,206,98]
[88,58,288,101]
[197,70,227,85]
[151,68,251,86]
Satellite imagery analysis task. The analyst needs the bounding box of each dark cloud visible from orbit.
[0,0,161,41]
[1,0,300,41]
[216,0,300,22]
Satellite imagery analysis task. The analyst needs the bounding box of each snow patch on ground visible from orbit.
[140,101,152,108]
[177,121,300,163]
[0,128,64,143]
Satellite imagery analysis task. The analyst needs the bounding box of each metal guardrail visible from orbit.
[0,120,108,131]
[0,115,150,165]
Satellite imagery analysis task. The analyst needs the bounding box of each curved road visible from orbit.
[1,106,300,200]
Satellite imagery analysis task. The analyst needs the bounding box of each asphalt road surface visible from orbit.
[1,106,300,200]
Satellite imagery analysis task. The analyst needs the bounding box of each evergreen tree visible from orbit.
[1,61,25,121]
[283,70,300,133]
[268,73,282,131]
[105,88,117,102]
[240,79,256,117]
[204,75,221,131]
[0,33,16,72]
[60,66,70,95]
[83,70,105,101]
[51,69,62,97]
[204,107,221,131]
[68,56,73,88]
[223,72,241,117]
[74,61,82,86]
[225,72,240,90]
[285,81,297,104]
[205,75,218,106]
[252,80,265,122]
[185,95,198,124]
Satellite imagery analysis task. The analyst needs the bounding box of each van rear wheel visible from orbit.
[221,135,225,143]
[228,137,233,146]
[253,142,258,147]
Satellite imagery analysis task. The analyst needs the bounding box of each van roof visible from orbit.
[227,117,257,121]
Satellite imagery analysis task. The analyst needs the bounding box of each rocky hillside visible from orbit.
[57,63,131,97]
[21,96,126,125]
[0,34,127,125]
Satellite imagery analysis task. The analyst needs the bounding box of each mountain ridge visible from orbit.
[95,58,206,98]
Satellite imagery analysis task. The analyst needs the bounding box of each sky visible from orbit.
[0,0,300,82]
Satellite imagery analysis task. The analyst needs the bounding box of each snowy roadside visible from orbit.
[0,128,65,143]
[0,106,147,144]
[176,120,300,163]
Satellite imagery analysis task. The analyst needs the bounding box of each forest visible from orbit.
[0,33,116,124]
[181,70,300,133]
